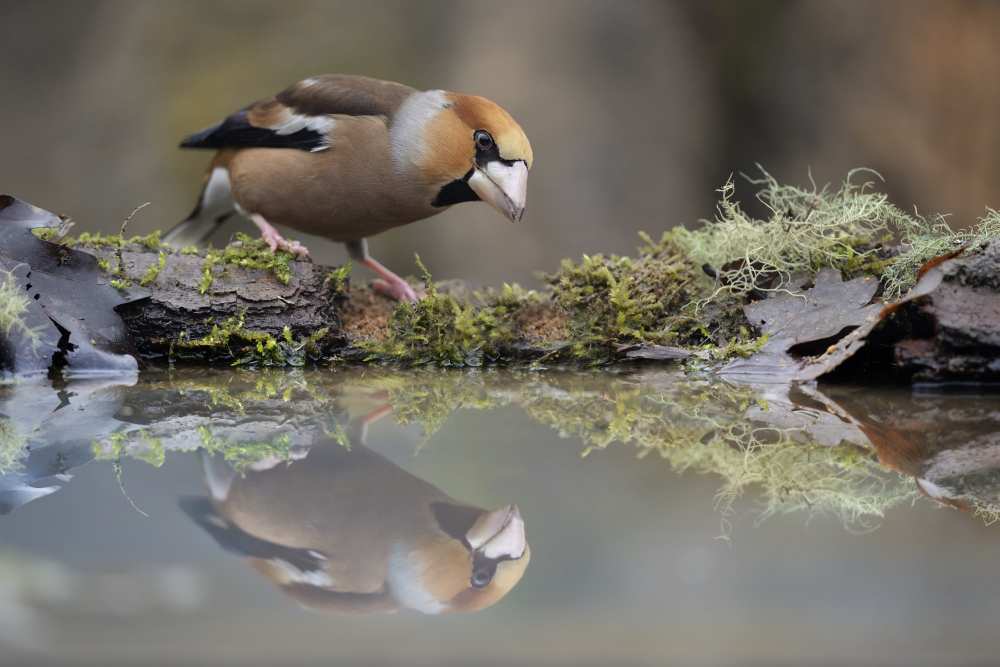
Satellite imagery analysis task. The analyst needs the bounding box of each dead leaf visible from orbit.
[721,269,882,382]
[0,195,146,377]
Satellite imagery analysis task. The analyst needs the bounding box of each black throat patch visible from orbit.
[432,169,479,208]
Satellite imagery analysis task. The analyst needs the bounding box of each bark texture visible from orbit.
[92,247,348,361]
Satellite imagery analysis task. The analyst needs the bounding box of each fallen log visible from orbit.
[2,188,999,383]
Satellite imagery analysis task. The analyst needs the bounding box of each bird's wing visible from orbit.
[180,496,327,576]
[179,74,416,153]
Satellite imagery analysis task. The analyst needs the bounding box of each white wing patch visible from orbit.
[269,559,333,588]
[200,167,234,221]
[268,108,334,152]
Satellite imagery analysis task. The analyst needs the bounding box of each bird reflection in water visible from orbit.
[182,405,529,614]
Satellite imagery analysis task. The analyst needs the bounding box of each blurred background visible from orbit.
[3,0,1000,286]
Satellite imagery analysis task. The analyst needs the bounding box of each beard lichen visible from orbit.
[0,270,41,351]
[0,416,27,475]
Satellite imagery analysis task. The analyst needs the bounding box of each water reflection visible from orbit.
[183,422,530,615]
[1,367,999,530]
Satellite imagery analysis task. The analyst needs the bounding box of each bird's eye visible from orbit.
[474,130,494,152]
[471,568,493,588]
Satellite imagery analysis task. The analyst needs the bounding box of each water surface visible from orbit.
[2,368,999,666]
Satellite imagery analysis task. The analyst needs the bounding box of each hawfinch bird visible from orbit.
[165,74,534,301]
[182,438,530,614]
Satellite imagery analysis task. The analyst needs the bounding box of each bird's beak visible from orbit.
[466,504,526,560]
[468,161,528,222]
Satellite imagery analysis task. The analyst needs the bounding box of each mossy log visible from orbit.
[86,245,348,363]
[4,168,1000,380]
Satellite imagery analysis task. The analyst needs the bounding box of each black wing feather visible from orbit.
[180,496,326,572]
[179,110,326,152]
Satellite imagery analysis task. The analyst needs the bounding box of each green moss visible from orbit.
[515,374,911,527]
[362,256,509,366]
[197,425,294,472]
[139,251,168,287]
[196,234,297,295]
[326,262,352,295]
[198,254,218,294]
[546,232,704,359]
[179,245,200,256]
[70,230,163,251]
[174,312,328,367]
[93,430,164,468]
[31,227,61,242]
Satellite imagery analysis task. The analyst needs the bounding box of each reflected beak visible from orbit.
[468,161,528,222]
[466,504,527,560]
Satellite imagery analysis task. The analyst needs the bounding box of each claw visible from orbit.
[251,213,310,258]
[372,277,419,302]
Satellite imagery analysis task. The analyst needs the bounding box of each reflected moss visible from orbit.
[522,376,911,526]
[196,426,294,472]
[73,368,959,528]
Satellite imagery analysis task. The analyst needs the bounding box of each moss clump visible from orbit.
[546,232,705,359]
[198,233,296,294]
[362,257,512,366]
[31,227,62,242]
[326,262,352,295]
[70,230,163,252]
[196,426,294,472]
[139,251,168,287]
[515,374,911,528]
[174,312,328,367]
[93,430,164,468]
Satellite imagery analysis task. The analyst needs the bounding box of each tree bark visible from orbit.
[90,247,349,362]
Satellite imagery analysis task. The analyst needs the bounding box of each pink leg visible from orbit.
[362,256,419,302]
[250,213,310,258]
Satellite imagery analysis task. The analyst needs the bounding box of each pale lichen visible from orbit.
[0,270,41,349]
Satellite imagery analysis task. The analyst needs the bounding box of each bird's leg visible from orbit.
[345,239,419,302]
[250,213,310,258]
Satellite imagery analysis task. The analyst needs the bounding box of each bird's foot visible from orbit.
[372,277,419,303]
[263,231,310,258]
[252,213,310,258]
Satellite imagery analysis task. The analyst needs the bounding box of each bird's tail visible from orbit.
[163,162,236,248]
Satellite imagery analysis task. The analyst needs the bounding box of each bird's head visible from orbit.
[397,501,529,613]
[414,92,532,222]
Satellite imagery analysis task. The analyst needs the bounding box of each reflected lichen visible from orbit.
[0,417,27,475]
[59,368,1000,528]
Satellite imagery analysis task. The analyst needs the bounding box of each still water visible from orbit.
[1,367,999,666]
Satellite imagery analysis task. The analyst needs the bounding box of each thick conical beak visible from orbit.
[465,504,526,560]
[468,161,528,222]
